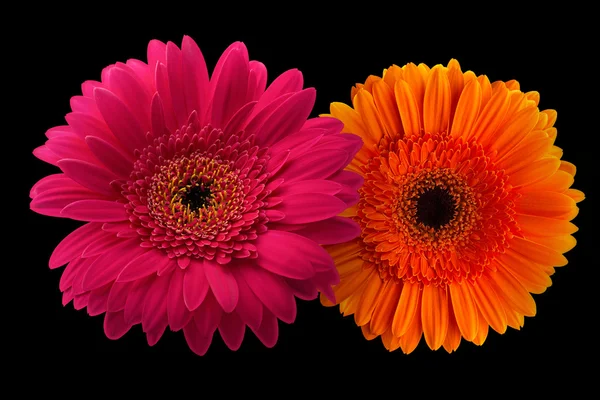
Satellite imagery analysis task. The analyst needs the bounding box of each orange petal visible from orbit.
[505,79,520,90]
[468,83,510,144]
[341,289,362,316]
[530,235,577,254]
[566,189,585,203]
[471,310,489,346]
[355,274,386,326]
[398,297,423,354]
[559,160,577,176]
[446,59,465,122]
[340,204,358,217]
[333,266,375,304]
[508,157,560,187]
[381,328,401,351]
[402,63,426,116]
[421,284,449,350]
[477,75,493,107]
[373,80,403,138]
[443,304,462,353]
[498,130,552,174]
[449,281,479,341]
[470,277,507,334]
[394,80,422,137]
[423,65,451,135]
[354,89,386,145]
[526,90,540,106]
[361,323,378,341]
[392,282,421,336]
[510,236,568,267]
[370,280,403,335]
[450,79,481,139]
[541,109,557,128]
[488,264,536,316]
[330,102,370,143]
[490,106,538,159]
[515,191,578,220]
[515,214,578,237]
[499,249,553,294]
[383,65,404,88]
[523,170,574,192]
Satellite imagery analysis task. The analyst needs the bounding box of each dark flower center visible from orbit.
[415,187,456,229]
[181,183,213,211]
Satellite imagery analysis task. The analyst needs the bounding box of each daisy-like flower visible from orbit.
[321,59,583,353]
[30,36,363,355]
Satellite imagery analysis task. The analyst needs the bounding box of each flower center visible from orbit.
[415,187,456,229]
[181,183,213,211]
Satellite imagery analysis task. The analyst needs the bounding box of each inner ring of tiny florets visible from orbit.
[147,153,244,238]
[392,168,480,251]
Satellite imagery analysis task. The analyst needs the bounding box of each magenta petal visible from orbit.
[33,145,59,166]
[85,136,134,178]
[105,67,151,133]
[116,249,171,282]
[104,311,132,340]
[193,291,223,336]
[231,269,263,330]
[81,240,146,292]
[147,327,167,347]
[242,92,294,138]
[31,184,103,218]
[70,95,101,118]
[62,289,74,306]
[73,293,90,310]
[150,92,168,138]
[65,112,116,145]
[82,233,122,258]
[250,306,279,348]
[60,257,86,291]
[182,35,210,125]
[203,259,239,313]
[49,223,104,269]
[302,116,344,132]
[183,322,213,356]
[57,158,119,198]
[87,284,111,316]
[274,149,349,183]
[141,272,171,334]
[285,278,319,301]
[239,264,296,324]
[275,180,342,197]
[210,47,249,129]
[269,128,325,160]
[254,89,316,147]
[167,268,193,331]
[246,61,267,102]
[147,39,167,70]
[94,88,147,153]
[254,230,315,279]
[273,193,347,224]
[125,59,154,90]
[291,217,361,245]
[46,135,94,162]
[223,101,256,135]
[218,311,246,351]
[329,170,365,192]
[61,200,127,222]
[252,68,303,117]
[183,259,209,311]
[124,276,153,325]
[107,281,133,312]
[154,62,178,132]
[166,42,187,127]
[30,174,69,198]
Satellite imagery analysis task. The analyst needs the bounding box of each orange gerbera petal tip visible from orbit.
[321,59,583,354]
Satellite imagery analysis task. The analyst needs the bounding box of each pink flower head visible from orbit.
[30,36,363,355]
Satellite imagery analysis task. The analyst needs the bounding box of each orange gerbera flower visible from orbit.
[321,59,584,353]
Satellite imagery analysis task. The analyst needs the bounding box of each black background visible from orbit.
[18,9,595,380]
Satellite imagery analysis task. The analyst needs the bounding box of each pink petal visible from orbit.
[73,293,90,310]
[31,184,103,218]
[239,264,296,324]
[81,80,104,98]
[33,145,59,166]
[65,112,117,145]
[167,268,193,331]
[210,46,249,129]
[269,128,326,160]
[82,233,123,258]
[285,278,318,301]
[272,193,347,224]
[60,257,87,291]
[252,68,303,117]
[183,321,213,356]
[71,256,98,295]
[147,327,167,347]
[193,291,223,336]
[62,289,74,306]
[141,272,171,334]
[218,311,246,351]
[223,101,257,135]
[182,35,210,125]
[254,230,316,279]
[312,268,339,303]
[81,239,146,291]
[313,134,363,166]
[204,259,239,313]
[290,217,361,245]
[242,93,294,138]
[49,222,104,269]
[116,249,172,282]
[61,199,128,222]
[329,170,364,192]
[70,95,101,118]
[302,116,344,132]
[125,59,154,91]
[87,284,111,316]
[94,88,147,153]
[154,62,178,132]
[183,259,210,311]
[166,42,187,127]
[231,268,263,330]
[104,310,132,340]
[274,149,349,183]
[147,39,167,70]
[250,306,279,348]
[57,158,120,198]
[30,174,69,198]
[254,88,316,147]
[124,276,154,325]
[46,135,94,162]
[105,66,151,134]
[150,92,168,138]
[274,179,342,197]
[107,281,133,312]
[85,136,134,178]
[246,61,267,102]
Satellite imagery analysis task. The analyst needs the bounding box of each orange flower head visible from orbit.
[321,59,584,354]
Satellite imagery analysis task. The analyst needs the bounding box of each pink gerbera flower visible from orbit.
[30,36,363,355]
